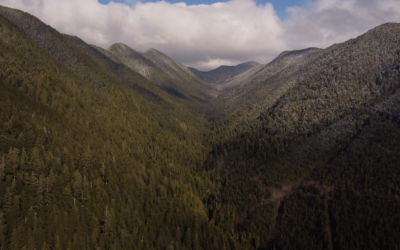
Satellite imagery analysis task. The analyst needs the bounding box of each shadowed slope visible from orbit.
[203,23,400,249]
[210,47,322,119]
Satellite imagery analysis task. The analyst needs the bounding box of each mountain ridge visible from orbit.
[189,61,261,84]
[104,43,217,102]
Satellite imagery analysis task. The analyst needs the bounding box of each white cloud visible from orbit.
[0,0,399,70]
[284,0,400,49]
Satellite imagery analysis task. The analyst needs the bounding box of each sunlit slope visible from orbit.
[106,44,216,102]
[63,35,179,106]
[0,5,229,250]
[142,48,215,100]
[0,4,211,110]
[0,6,181,109]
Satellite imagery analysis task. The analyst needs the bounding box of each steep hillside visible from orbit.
[104,44,216,102]
[0,6,178,109]
[189,61,260,84]
[210,47,322,119]
[0,5,226,250]
[63,35,179,105]
[107,43,188,97]
[142,48,216,100]
[204,23,400,249]
[142,49,205,83]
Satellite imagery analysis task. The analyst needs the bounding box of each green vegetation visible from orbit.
[1,5,400,250]
[276,190,332,250]
[0,8,224,249]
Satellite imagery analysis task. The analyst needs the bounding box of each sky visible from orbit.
[97,0,307,19]
[0,0,399,70]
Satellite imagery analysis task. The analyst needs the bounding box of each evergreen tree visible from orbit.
[10,228,20,250]
[0,212,6,248]
[0,155,4,181]
[102,206,113,235]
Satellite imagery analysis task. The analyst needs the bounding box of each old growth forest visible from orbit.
[0,5,400,250]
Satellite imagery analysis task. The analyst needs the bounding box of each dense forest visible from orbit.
[0,5,400,250]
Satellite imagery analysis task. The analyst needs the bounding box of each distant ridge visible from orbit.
[268,47,322,66]
[210,47,322,118]
[189,61,260,84]
[102,43,216,100]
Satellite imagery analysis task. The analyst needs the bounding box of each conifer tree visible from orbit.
[72,170,82,199]
[184,228,191,248]
[2,188,12,213]
[10,228,20,250]
[176,226,182,242]
[61,164,70,185]
[7,148,19,175]
[0,212,6,248]
[20,147,27,173]
[54,235,62,250]
[0,155,4,181]
[0,135,9,154]
[102,205,113,235]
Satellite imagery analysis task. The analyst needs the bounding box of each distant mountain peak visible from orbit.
[189,61,261,84]
[108,43,138,52]
[271,47,321,64]
[143,48,160,53]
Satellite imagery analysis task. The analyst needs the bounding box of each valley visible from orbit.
[0,5,400,250]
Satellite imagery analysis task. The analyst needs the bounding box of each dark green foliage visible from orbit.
[238,203,277,244]
[276,192,332,250]
[329,188,400,250]
[312,110,400,195]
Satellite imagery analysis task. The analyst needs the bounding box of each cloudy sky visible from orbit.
[1,0,399,70]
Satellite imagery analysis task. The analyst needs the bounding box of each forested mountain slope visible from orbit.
[189,61,260,85]
[204,23,400,249]
[0,5,225,250]
[142,48,213,98]
[105,43,216,102]
[209,47,322,119]
[1,4,400,250]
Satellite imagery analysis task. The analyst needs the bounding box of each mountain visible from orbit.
[189,61,260,84]
[63,35,177,106]
[0,5,222,250]
[142,48,201,84]
[142,48,217,100]
[205,23,400,248]
[1,4,400,250]
[104,43,216,102]
[209,47,322,119]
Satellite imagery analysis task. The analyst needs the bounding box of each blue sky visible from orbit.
[98,0,306,19]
